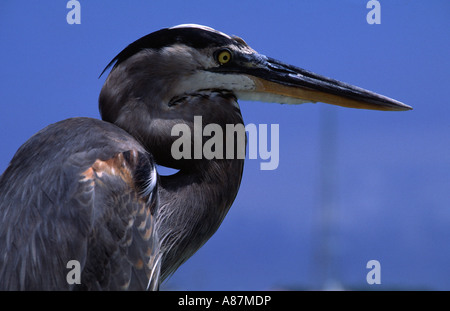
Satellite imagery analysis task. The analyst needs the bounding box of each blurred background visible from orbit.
[0,1,448,290]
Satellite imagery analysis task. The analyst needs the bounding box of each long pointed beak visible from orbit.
[215,53,412,111]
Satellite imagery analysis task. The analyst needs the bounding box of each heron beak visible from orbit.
[224,54,412,111]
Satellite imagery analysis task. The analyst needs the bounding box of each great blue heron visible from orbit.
[0,24,411,290]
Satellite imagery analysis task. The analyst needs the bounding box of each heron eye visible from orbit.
[217,49,232,65]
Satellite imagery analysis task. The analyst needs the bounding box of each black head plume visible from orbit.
[99,25,246,78]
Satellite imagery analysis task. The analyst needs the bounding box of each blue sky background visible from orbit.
[0,1,449,290]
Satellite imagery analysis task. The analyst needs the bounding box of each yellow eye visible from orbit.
[217,49,232,65]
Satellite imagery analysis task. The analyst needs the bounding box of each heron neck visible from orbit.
[156,158,244,280]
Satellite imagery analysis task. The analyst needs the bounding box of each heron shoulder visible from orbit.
[0,117,161,290]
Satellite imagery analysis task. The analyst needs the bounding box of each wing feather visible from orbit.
[0,118,160,290]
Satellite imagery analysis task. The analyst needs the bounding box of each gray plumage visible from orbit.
[0,118,159,290]
[0,24,410,290]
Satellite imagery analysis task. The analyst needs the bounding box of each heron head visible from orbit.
[100,23,411,110]
[99,24,411,167]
